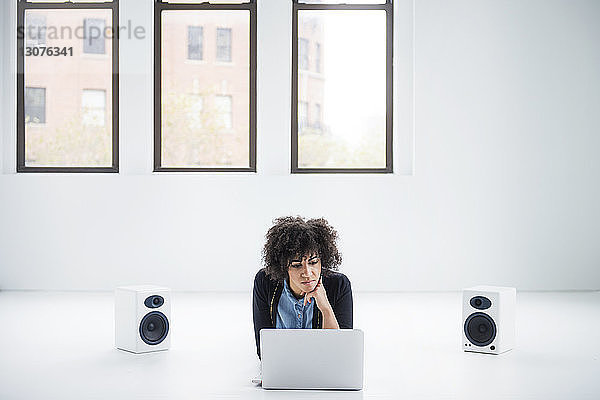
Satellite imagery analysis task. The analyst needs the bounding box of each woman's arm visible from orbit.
[305,274,353,329]
[305,277,342,329]
[332,275,353,329]
[312,274,353,329]
[252,270,273,359]
[320,305,340,329]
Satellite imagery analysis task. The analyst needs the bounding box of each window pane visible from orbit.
[299,101,309,129]
[215,95,233,130]
[27,0,115,2]
[161,10,250,168]
[25,87,46,124]
[164,0,249,3]
[299,38,309,71]
[216,27,232,62]
[24,9,113,167]
[313,103,322,129]
[300,0,387,4]
[26,14,46,47]
[297,10,387,169]
[83,18,106,54]
[315,42,321,73]
[187,26,204,60]
[82,89,106,127]
[186,94,204,129]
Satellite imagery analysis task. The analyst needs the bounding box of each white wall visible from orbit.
[1,0,599,291]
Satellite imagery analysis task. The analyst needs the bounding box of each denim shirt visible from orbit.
[275,279,314,329]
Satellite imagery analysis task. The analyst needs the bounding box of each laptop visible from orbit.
[259,329,364,390]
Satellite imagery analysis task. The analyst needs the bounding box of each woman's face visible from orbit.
[287,253,321,297]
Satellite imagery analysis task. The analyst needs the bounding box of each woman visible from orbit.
[252,216,353,358]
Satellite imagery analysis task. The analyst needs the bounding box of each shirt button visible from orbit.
[298,313,302,318]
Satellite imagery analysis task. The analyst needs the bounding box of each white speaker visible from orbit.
[462,285,516,354]
[115,285,171,353]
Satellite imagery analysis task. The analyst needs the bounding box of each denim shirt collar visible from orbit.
[275,279,314,329]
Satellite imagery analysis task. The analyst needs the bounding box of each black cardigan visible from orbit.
[252,268,353,358]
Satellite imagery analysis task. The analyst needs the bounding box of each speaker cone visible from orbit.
[139,311,169,345]
[464,312,496,346]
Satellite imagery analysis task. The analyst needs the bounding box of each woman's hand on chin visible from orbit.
[303,277,332,312]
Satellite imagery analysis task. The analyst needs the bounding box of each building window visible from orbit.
[186,94,204,129]
[187,26,203,60]
[313,103,322,130]
[155,1,256,171]
[25,87,46,124]
[215,95,233,130]
[292,0,393,173]
[315,42,321,73]
[25,14,46,47]
[299,101,309,129]
[82,90,106,127]
[17,1,119,172]
[83,18,106,55]
[299,38,309,70]
[216,27,232,62]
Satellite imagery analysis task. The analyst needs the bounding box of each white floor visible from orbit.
[0,291,598,399]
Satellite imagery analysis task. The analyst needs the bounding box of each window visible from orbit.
[313,103,322,130]
[299,101,309,129]
[186,94,204,129]
[82,90,106,127]
[17,0,119,172]
[299,38,309,70]
[155,0,256,171]
[292,0,393,173]
[215,95,233,130]
[216,27,232,62]
[25,14,46,47]
[188,26,203,60]
[25,87,46,124]
[315,42,321,73]
[83,18,106,55]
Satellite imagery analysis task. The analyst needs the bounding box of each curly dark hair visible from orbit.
[262,216,342,281]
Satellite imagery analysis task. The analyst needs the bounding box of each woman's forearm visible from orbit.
[321,307,340,329]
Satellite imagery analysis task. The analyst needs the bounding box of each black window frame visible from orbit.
[17,0,119,173]
[154,0,257,173]
[291,0,393,174]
